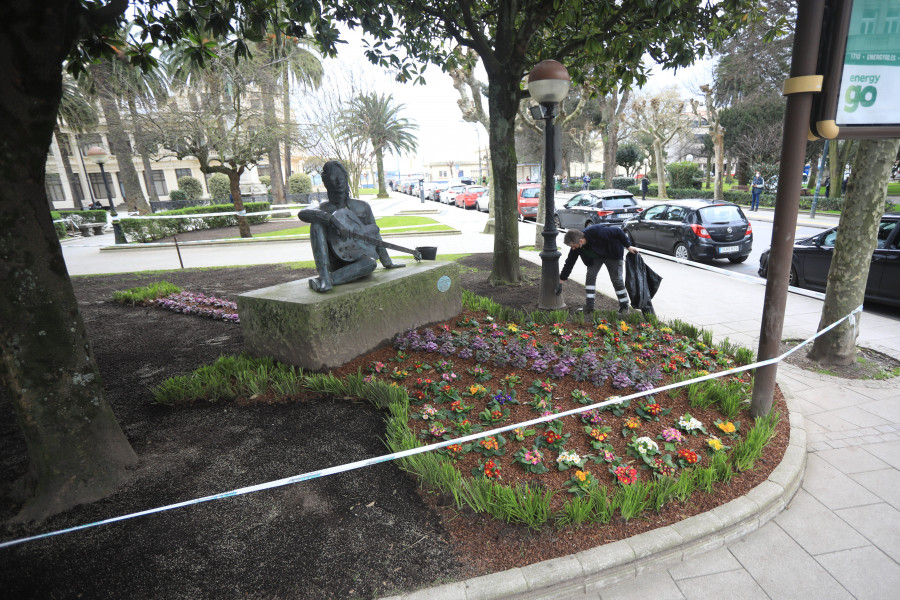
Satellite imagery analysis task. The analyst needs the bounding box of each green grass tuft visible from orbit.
[112,281,181,305]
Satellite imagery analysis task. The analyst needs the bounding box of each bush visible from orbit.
[58,209,107,224]
[207,174,231,202]
[259,175,271,188]
[611,177,635,190]
[667,162,701,189]
[168,189,188,201]
[50,210,66,238]
[588,178,605,190]
[118,202,271,243]
[177,176,203,200]
[289,173,312,194]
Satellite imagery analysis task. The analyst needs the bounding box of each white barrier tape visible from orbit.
[0,304,862,550]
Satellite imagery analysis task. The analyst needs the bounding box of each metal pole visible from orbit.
[173,236,185,269]
[97,162,126,244]
[809,139,829,218]
[539,103,565,310]
[751,0,826,417]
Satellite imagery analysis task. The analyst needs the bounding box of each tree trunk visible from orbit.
[653,140,667,199]
[0,0,138,522]
[54,128,84,209]
[807,153,820,190]
[258,53,286,206]
[90,62,149,214]
[282,62,293,187]
[228,170,252,238]
[486,73,521,284]
[713,131,725,201]
[375,146,388,198]
[829,139,841,199]
[127,97,159,204]
[807,139,900,364]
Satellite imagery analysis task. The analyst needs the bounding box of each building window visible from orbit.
[143,170,169,196]
[68,174,85,202]
[46,174,66,203]
[89,172,116,199]
[175,168,193,181]
[257,164,271,178]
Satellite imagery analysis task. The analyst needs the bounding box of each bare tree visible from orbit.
[627,88,692,199]
[691,84,725,200]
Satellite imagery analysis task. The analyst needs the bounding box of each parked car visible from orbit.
[554,189,641,230]
[517,183,540,221]
[441,184,467,205]
[623,199,753,263]
[425,182,448,200]
[475,189,490,212]
[758,213,900,307]
[455,185,487,209]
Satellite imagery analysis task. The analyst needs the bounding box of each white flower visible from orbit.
[678,415,703,430]
[557,450,581,464]
[634,436,659,454]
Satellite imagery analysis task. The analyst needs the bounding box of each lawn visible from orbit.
[251,215,454,238]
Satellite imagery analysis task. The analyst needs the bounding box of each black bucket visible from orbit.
[416,246,437,260]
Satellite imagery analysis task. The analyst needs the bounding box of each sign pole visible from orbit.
[751,0,827,418]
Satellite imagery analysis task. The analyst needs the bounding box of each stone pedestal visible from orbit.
[237,261,461,370]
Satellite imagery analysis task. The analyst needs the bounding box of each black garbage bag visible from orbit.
[625,252,662,314]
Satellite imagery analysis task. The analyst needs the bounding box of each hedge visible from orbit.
[51,211,66,238]
[57,209,107,224]
[118,201,271,243]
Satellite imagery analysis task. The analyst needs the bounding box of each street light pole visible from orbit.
[86,146,126,244]
[528,60,570,311]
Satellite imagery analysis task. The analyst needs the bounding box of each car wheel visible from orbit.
[554,215,563,229]
[789,265,798,287]
[674,243,691,261]
[728,255,748,263]
[585,221,594,229]
[475,201,481,212]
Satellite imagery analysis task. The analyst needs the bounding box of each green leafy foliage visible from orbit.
[667,162,701,189]
[207,174,231,202]
[177,176,203,200]
[112,281,181,305]
[288,173,313,194]
[118,202,270,242]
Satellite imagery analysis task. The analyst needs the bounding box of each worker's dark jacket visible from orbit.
[560,225,629,281]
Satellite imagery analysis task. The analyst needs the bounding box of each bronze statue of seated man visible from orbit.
[299,161,404,292]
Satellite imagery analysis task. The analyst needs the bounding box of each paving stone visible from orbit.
[576,540,635,580]
[595,569,685,600]
[796,386,873,412]
[521,555,584,594]
[814,545,900,600]
[827,439,849,449]
[802,454,882,510]
[834,503,900,563]
[806,411,864,433]
[775,489,870,555]
[816,445,891,474]
[668,547,743,581]
[727,525,851,600]
[674,568,769,600]
[860,440,900,467]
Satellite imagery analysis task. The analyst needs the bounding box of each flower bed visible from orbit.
[153,291,240,323]
[332,293,779,528]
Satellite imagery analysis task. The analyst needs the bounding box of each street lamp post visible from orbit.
[528,60,570,310]
[86,146,126,244]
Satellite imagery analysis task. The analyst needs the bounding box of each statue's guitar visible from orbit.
[328,208,422,262]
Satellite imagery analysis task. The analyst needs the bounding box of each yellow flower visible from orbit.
[626,417,641,429]
[575,470,588,482]
[707,438,723,451]
[507,324,519,333]
[596,323,609,332]
[718,421,736,434]
[619,321,630,332]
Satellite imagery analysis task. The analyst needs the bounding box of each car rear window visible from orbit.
[521,187,540,198]
[467,187,485,194]
[698,205,744,224]
[601,197,636,209]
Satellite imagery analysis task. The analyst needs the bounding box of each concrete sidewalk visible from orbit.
[61,192,900,599]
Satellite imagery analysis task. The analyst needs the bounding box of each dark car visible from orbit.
[623,199,753,263]
[758,213,900,307]
[554,189,641,229]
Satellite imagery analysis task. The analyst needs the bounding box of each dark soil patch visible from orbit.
[780,339,900,380]
[0,254,788,599]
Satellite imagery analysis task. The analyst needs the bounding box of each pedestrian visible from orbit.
[562,175,568,190]
[841,176,847,195]
[824,175,831,198]
[582,174,591,190]
[559,225,638,315]
[640,176,650,201]
[481,175,486,186]
[750,171,764,211]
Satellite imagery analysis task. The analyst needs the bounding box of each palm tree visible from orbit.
[55,73,99,209]
[343,93,418,198]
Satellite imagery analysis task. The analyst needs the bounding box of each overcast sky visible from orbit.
[312,28,716,175]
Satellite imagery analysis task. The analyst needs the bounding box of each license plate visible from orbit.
[718,246,739,254]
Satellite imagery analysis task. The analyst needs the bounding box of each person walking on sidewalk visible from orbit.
[559,225,638,315]
[582,174,591,190]
[640,176,650,201]
[750,171,764,211]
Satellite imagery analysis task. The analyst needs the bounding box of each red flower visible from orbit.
[678,449,699,464]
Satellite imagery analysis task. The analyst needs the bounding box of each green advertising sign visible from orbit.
[812,0,900,139]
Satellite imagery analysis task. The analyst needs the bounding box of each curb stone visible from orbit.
[381,375,805,600]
